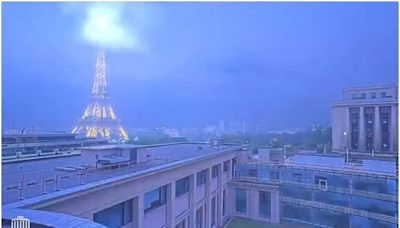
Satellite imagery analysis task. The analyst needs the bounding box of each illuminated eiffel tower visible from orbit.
[72,51,129,141]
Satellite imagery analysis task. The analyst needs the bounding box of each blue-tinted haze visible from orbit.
[3,2,398,131]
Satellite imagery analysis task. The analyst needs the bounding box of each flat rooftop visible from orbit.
[285,154,397,176]
[3,143,241,206]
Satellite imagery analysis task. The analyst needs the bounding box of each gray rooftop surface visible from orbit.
[3,143,241,207]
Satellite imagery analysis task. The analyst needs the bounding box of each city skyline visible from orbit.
[2,2,398,228]
[3,2,398,132]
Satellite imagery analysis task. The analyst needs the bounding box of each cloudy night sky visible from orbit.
[3,2,398,132]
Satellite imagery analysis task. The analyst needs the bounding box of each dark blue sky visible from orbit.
[3,2,398,132]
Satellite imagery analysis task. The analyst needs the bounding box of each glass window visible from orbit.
[249,169,258,178]
[381,92,392,98]
[144,186,166,213]
[292,173,303,182]
[282,203,312,222]
[175,220,185,228]
[212,165,219,178]
[94,199,133,228]
[319,179,328,191]
[259,191,271,218]
[197,170,207,186]
[235,188,247,213]
[196,207,203,228]
[269,171,280,180]
[223,161,229,172]
[314,176,327,184]
[371,93,377,98]
[176,176,190,197]
[211,197,216,225]
[232,159,236,178]
[223,189,226,216]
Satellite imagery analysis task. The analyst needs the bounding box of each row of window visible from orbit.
[196,190,226,228]
[94,199,133,228]
[351,92,392,100]
[235,188,272,218]
[236,164,398,195]
[93,160,232,228]
[145,161,231,214]
[282,203,397,228]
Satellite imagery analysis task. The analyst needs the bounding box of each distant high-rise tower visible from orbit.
[72,51,129,141]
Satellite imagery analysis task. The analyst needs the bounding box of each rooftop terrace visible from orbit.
[3,143,241,206]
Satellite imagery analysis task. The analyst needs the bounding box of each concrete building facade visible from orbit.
[3,143,282,228]
[332,85,398,153]
[2,142,397,228]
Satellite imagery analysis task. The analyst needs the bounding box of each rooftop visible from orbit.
[342,84,397,92]
[284,154,397,177]
[2,143,241,207]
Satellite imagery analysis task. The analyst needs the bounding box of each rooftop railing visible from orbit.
[234,176,397,202]
[2,159,161,205]
[280,197,397,224]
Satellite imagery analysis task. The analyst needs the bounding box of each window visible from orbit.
[212,165,219,178]
[234,170,241,179]
[249,169,258,178]
[196,207,203,228]
[351,94,358,100]
[232,159,236,178]
[381,92,387,98]
[176,176,190,197]
[197,170,207,186]
[235,188,247,213]
[380,107,391,151]
[292,173,302,182]
[360,93,366,99]
[269,171,280,180]
[349,108,360,150]
[259,191,271,218]
[223,189,226,216]
[175,219,185,228]
[144,186,166,213]
[94,199,133,228]
[211,197,216,225]
[371,93,377,99]
[319,179,328,191]
[315,176,328,191]
[223,161,229,172]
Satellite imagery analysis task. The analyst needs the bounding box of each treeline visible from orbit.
[221,126,332,151]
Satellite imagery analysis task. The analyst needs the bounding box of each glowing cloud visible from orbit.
[82,4,140,50]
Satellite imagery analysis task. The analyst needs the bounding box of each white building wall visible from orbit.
[332,106,348,151]
[143,206,167,228]
[32,150,238,228]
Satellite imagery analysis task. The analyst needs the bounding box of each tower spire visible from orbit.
[72,51,129,141]
[92,51,107,97]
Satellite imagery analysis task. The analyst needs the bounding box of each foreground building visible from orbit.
[332,85,398,153]
[2,142,397,228]
[2,143,242,227]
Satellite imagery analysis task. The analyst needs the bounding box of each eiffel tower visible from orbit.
[72,51,129,141]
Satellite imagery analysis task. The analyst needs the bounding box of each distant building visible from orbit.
[331,85,398,153]
[235,149,397,227]
[2,133,106,158]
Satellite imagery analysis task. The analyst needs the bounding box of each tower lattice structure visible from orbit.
[72,51,129,141]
